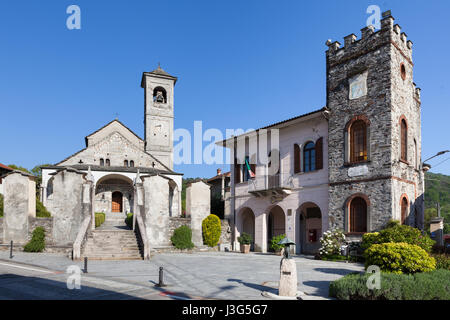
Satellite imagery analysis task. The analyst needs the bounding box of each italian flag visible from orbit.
[245,158,256,178]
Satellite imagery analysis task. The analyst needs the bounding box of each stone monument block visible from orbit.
[186,181,211,246]
[279,258,298,297]
[49,168,90,245]
[143,175,171,247]
[3,171,36,244]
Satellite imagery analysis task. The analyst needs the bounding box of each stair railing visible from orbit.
[73,215,92,260]
[134,209,150,259]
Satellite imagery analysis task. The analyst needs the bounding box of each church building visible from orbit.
[41,66,183,229]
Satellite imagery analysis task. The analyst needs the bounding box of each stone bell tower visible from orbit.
[141,65,177,170]
[326,10,424,233]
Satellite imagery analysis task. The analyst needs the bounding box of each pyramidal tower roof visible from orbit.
[141,64,178,87]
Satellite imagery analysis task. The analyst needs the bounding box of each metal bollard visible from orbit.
[84,257,88,273]
[10,241,13,259]
[155,266,167,287]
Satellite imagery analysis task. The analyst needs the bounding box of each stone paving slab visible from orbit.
[0,251,364,300]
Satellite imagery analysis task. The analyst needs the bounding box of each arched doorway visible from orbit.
[296,202,322,254]
[237,208,255,251]
[112,191,123,213]
[95,174,134,214]
[348,196,368,233]
[267,205,285,251]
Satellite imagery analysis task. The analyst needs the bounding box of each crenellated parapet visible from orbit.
[326,10,413,68]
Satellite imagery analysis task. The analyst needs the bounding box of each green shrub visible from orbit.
[433,254,450,270]
[23,227,46,252]
[362,224,434,253]
[125,213,133,229]
[385,219,400,229]
[0,194,3,217]
[361,232,380,250]
[238,232,252,245]
[36,198,51,217]
[202,214,221,247]
[95,212,106,228]
[329,269,450,300]
[270,234,286,252]
[171,225,194,250]
[364,242,436,274]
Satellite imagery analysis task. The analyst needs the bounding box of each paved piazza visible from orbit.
[0,251,364,300]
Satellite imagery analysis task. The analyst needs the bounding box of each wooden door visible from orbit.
[112,191,123,212]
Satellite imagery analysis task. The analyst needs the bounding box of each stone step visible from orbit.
[81,254,143,260]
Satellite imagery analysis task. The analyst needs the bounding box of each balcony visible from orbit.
[248,173,294,199]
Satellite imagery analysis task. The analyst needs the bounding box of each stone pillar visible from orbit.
[430,217,444,247]
[50,168,89,245]
[40,186,47,206]
[255,212,267,253]
[186,181,211,247]
[3,171,36,244]
[279,258,298,297]
[143,175,171,247]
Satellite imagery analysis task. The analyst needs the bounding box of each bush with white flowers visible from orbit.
[319,229,346,257]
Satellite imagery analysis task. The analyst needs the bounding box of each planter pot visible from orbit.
[241,244,250,254]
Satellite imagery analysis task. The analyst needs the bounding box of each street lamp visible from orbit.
[421,150,450,171]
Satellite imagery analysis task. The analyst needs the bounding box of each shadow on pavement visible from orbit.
[313,268,360,276]
[0,274,144,300]
[228,278,278,294]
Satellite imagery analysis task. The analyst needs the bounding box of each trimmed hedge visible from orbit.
[329,269,450,300]
[171,225,194,250]
[364,242,436,274]
[125,213,133,229]
[23,227,46,252]
[95,212,106,228]
[361,224,435,253]
[202,214,221,247]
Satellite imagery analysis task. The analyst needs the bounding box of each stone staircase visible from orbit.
[81,212,143,260]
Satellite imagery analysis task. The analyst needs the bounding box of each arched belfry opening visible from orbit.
[153,86,167,104]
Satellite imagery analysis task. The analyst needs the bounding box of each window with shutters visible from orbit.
[130,160,135,168]
[349,197,368,233]
[315,137,323,170]
[400,118,408,162]
[105,159,110,167]
[100,158,104,166]
[294,144,301,174]
[303,142,315,172]
[350,120,367,163]
[124,160,128,167]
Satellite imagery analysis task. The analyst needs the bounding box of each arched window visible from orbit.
[401,119,408,161]
[315,137,323,170]
[401,196,408,225]
[105,159,110,167]
[303,142,315,172]
[414,139,418,169]
[153,86,167,103]
[349,197,367,233]
[124,160,128,167]
[100,158,104,166]
[294,144,301,174]
[130,160,134,168]
[350,120,367,163]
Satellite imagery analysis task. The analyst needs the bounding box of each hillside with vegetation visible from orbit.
[425,172,450,234]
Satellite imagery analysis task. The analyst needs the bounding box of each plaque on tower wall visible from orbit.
[349,71,368,100]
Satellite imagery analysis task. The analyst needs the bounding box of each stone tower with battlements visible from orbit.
[141,66,177,170]
[326,10,424,234]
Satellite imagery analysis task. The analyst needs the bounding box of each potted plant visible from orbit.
[238,232,252,253]
[270,234,286,255]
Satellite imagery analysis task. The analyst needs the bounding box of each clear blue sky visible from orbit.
[1,0,449,178]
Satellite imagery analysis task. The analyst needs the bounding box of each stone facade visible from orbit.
[326,12,423,232]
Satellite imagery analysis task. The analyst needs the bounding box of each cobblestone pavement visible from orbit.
[0,251,364,300]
